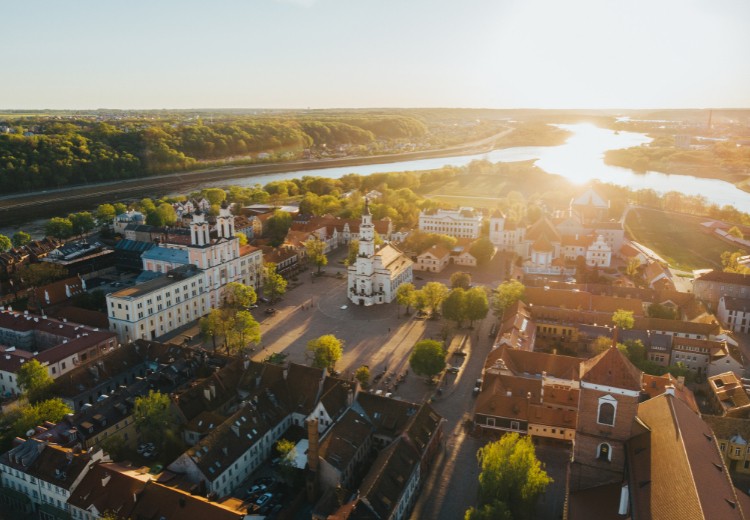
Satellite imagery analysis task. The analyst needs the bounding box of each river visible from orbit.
[4,123,750,238]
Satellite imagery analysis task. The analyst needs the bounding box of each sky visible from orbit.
[3,0,750,110]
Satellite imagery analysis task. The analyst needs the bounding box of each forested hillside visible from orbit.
[0,113,442,193]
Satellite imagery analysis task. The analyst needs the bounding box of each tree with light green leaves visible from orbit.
[450,271,472,290]
[465,287,489,328]
[612,309,635,331]
[226,310,261,354]
[17,359,53,403]
[263,263,287,303]
[307,334,344,371]
[96,204,116,224]
[223,281,257,309]
[200,309,226,351]
[491,279,525,317]
[409,340,446,380]
[396,282,416,316]
[442,288,467,328]
[419,281,449,317]
[11,231,31,249]
[0,234,11,252]
[45,217,74,239]
[355,365,370,389]
[133,390,174,444]
[466,432,551,520]
[304,236,328,274]
[13,399,72,438]
[68,212,96,235]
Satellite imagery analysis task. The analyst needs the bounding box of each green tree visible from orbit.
[354,365,370,389]
[307,334,344,370]
[96,204,116,223]
[202,188,227,206]
[68,212,96,235]
[100,434,128,461]
[346,239,360,265]
[590,335,613,354]
[647,303,677,320]
[17,359,53,403]
[473,433,552,520]
[13,398,72,438]
[263,263,287,303]
[612,309,635,330]
[625,257,641,278]
[265,210,293,246]
[226,310,261,354]
[409,340,446,380]
[450,271,472,290]
[442,288,467,328]
[469,237,496,265]
[200,309,225,351]
[138,198,156,214]
[304,236,328,274]
[492,280,525,316]
[45,217,74,239]
[12,263,68,288]
[237,231,248,246]
[133,390,174,444]
[113,203,128,216]
[275,438,298,485]
[728,226,744,239]
[465,501,513,520]
[396,282,416,316]
[721,250,750,274]
[11,231,31,249]
[465,287,490,328]
[420,281,449,317]
[223,281,257,309]
[0,234,11,252]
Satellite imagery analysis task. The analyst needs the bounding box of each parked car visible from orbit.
[259,297,270,303]
[264,308,277,315]
[256,493,273,507]
[446,366,460,374]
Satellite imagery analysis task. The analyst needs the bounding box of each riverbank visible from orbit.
[0,127,522,225]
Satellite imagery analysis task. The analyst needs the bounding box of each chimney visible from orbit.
[306,418,320,503]
[664,385,675,397]
[676,376,685,390]
[307,418,319,472]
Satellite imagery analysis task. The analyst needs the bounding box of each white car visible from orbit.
[256,492,273,507]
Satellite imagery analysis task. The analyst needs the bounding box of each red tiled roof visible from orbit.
[579,346,642,391]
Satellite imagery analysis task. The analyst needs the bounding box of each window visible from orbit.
[598,443,612,462]
[597,396,617,426]
[736,447,742,456]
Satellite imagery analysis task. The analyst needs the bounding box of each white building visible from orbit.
[107,265,207,343]
[0,439,105,518]
[585,235,612,267]
[418,207,482,239]
[107,203,263,342]
[348,201,413,306]
[718,296,750,334]
[488,211,525,254]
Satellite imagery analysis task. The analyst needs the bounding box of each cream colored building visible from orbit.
[107,265,207,342]
[418,207,482,239]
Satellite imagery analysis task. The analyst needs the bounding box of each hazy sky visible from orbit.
[3,0,750,109]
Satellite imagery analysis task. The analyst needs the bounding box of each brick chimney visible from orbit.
[306,418,320,502]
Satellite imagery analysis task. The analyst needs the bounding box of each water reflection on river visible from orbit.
[6,123,750,239]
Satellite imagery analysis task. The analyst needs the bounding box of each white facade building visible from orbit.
[419,207,482,239]
[348,201,413,306]
[585,235,612,267]
[107,204,263,342]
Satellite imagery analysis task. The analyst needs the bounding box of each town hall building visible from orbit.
[348,200,413,306]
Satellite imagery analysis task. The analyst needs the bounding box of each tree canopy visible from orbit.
[304,237,328,274]
[262,263,287,303]
[17,359,53,403]
[409,340,446,379]
[307,334,344,370]
[492,280,525,316]
[133,390,175,444]
[467,433,552,520]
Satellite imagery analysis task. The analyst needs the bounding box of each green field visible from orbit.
[624,207,730,270]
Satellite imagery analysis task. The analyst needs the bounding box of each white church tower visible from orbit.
[348,199,413,306]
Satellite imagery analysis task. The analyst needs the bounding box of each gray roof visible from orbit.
[142,246,189,265]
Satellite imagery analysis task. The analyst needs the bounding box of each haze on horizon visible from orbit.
[3,0,750,111]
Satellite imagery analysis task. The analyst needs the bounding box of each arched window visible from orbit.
[598,443,612,462]
[598,395,617,426]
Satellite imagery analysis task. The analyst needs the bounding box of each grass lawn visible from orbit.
[624,207,729,271]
